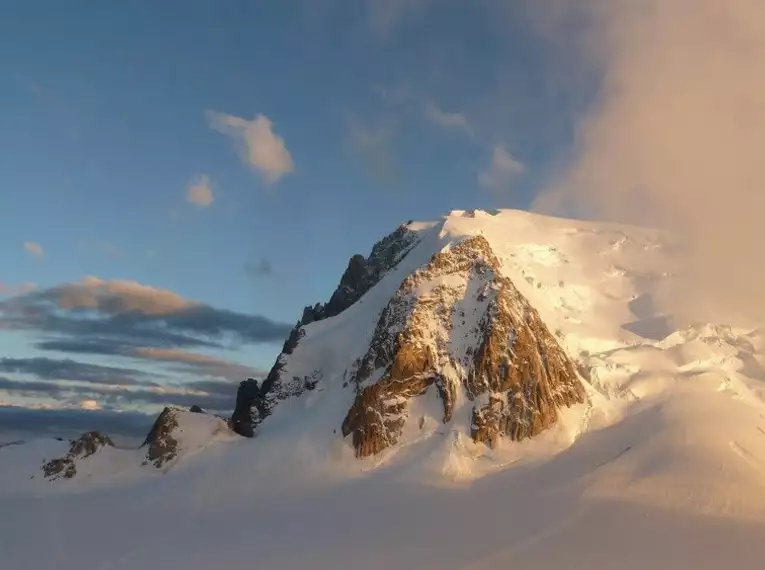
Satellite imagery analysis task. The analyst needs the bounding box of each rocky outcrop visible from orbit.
[250,223,422,429]
[42,431,114,480]
[231,378,267,437]
[341,235,586,457]
[142,407,180,468]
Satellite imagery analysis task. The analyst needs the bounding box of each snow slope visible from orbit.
[2,209,765,569]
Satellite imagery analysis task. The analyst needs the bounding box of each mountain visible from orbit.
[2,208,765,569]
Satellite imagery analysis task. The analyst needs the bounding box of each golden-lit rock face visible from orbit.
[342,235,586,458]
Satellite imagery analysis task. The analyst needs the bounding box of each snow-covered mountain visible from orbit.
[3,208,765,569]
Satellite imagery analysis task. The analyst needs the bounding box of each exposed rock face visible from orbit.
[231,378,266,437]
[341,235,586,457]
[251,223,421,428]
[42,431,114,480]
[142,407,180,468]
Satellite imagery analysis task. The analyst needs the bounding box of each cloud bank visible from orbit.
[530,0,765,324]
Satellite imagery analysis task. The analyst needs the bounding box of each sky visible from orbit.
[2,0,761,439]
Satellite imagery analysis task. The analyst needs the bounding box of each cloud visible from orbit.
[530,0,765,323]
[0,357,155,386]
[0,374,235,415]
[347,116,398,183]
[187,174,214,207]
[424,101,472,135]
[23,242,44,258]
[131,348,261,380]
[0,277,293,353]
[0,282,37,297]
[0,405,154,441]
[206,111,294,183]
[0,376,62,395]
[478,145,525,192]
[244,259,273,278]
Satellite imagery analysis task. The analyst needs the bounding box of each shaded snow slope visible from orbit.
[2,209,765,569]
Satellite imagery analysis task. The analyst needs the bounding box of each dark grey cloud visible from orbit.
[0,278,292,349]
[35,341,262,381]
[0,279,274,417]
[244,258,273,278]
[0,376,61,394]
[96,388,233,411]
[0,376,233,415]
[0,357,154,386]
[0,406,155,443]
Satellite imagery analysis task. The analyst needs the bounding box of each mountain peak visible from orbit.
[340,234,585,457]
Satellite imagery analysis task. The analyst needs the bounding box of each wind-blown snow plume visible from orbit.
[531,0,765,323]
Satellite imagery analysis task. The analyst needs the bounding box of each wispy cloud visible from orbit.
[206,111,294,183]
[0,357,155,386]
[23,242,44,258]
[347,116,398,183]
[0,282,37,297]
[424,101,472,135]
[186,174,214,207]
[244,259,272,278]
[478,145,525,192]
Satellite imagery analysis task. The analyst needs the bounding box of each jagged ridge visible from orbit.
[243,222,422,433]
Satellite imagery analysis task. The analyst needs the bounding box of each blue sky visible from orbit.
[0,1,593,434]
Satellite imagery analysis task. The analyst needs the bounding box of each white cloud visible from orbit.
[206,111,294,183]
[23,242,44,258]
[478,145,525,192]
[424,102,471,135]
[186,174,214,207]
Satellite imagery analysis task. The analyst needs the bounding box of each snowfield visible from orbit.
[2,209,765,569]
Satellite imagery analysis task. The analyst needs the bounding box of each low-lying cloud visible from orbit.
[0,278,282,413]
[0,358,154,386]
[0,405,155,443]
